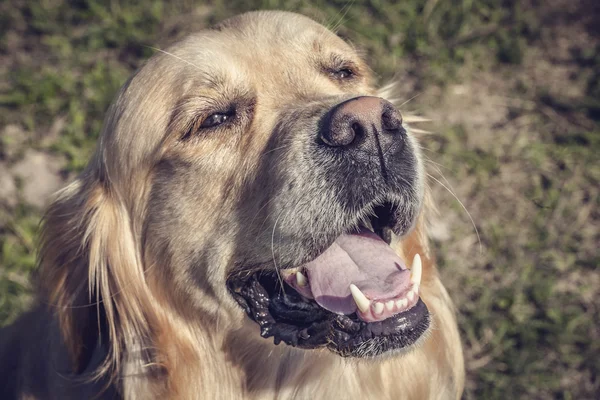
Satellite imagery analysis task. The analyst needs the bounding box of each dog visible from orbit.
[0,11,464,399]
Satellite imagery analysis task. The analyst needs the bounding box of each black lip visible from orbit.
[370,201,398,229]
[227,270,430,357]
[360,197,417,239]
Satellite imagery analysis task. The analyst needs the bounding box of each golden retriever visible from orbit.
[0,11,464,400]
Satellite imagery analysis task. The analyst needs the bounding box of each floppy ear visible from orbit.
[38,162,154,376]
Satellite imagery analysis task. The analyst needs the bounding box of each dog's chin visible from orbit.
[226,204,430,358]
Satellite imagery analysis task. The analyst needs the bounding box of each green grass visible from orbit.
[1,0,598,398]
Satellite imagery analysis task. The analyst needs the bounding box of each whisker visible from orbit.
[250,196,279,231]
[397,92,423,109]
[424,157,451,171]
[408,127,431,135]
[145,46,203,71]
[427,172,482,254]
[261,144,293,157]
[330,1,354,34]
[270,211,285,290]
[403,115,432,123]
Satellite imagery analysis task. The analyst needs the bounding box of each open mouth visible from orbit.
[227,201,430,357]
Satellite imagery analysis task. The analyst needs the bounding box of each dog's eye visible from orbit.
[331,68,354,80]
[200,112,234,128]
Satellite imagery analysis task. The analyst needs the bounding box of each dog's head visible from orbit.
[40,11,430,374]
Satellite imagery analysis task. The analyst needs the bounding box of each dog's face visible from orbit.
[101,11,428,358]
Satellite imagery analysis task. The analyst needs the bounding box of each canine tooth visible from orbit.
[396,298,408,309]
[407,290,415,302]
[296,271,307,287]
[411,253,422,286]
[385,300,395,311]
[350,284,371,313]
[374,302,384,315]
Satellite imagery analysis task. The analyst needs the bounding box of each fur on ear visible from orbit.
[37,162,156,379]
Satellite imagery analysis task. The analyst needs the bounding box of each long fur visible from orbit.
[0,11,464,400]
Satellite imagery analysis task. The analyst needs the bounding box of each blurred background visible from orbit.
[1,0,598,398]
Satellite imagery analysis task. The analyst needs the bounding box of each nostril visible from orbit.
[381,108,403,133]
[322,117,358,147]
[351,122,364,138]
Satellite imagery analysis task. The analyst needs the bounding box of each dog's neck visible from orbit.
[120,322,392,399]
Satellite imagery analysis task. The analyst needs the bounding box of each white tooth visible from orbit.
[396,298,408,309]
[374,302,384,315]
[407,290,415,302]
[350,284,371,313]
[385,300,395,311]
[411,253,422,286]
[281,269,294,278]
[296,271,307,287]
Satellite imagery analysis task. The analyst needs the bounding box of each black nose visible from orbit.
[320,96,405,149]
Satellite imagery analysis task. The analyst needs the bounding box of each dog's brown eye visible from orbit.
[331,68,354,80]
[200,112,233,128]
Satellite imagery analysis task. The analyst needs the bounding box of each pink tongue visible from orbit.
[303,229,412,315]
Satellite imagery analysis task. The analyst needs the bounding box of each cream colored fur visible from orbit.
[0,11,464,400]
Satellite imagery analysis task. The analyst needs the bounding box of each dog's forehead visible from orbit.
[170,12,357,83]
[214,11,346,49]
